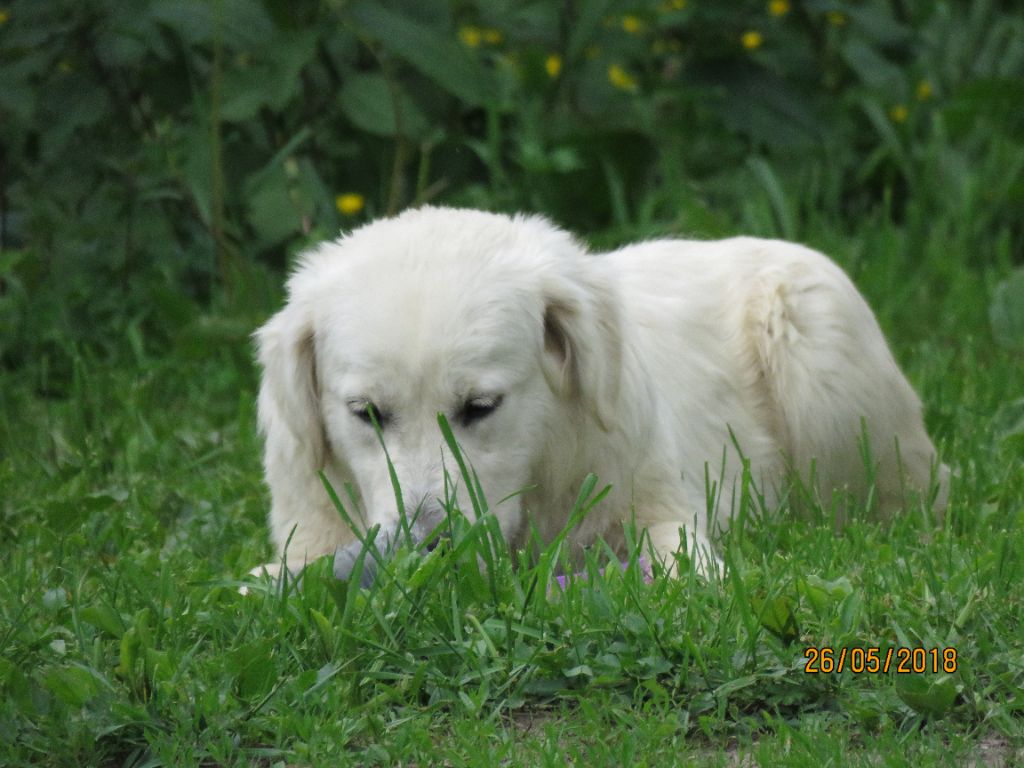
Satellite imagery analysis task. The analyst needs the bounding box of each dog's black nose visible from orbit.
[422,529,450,552]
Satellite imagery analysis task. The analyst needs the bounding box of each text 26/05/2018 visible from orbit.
[803,647,958,675]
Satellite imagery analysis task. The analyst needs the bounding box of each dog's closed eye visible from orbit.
[348,400,391,429]
[459,394,503,427]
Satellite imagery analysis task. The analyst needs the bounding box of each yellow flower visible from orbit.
[0,9,9,25]
[826,11,847,26]
[741,31,763,50]
[889,104,909,123]
[658,0,687,10]
[769,0,790,16]
[607,63,638,92]
[916,79,933,101]
[459,25,482,48]
[482,28,503,45]
[621,15,643,34]
[335,193,365,216]
[545,54,562,78]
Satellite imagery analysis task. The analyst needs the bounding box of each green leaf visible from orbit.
[79,604,126,639]
[838,591,863,635]
[567,0,618,62]
[145,648,174,684]
[896,673,959,719]
[843,6,912,46]
[339,73,430,139]
[309,608,337,653]
[563,664,594,679]
[42,664,103,707]
[151,0,275,48]
[800,575,854,613]
[149,0,216,45]
[840,40,904,90]
[219,69,272,122]
[346,2,495,107]
[245,170,306,248]
[220,32,319,121]
[717,71,821,152]
[117,626,142,680]
[229,640,279,699]
[714,674,759,699]
[751,594,800,643]
[324,575,350,619]
[406,548,444,590]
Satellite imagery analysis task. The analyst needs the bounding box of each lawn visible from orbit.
[2,1,1023,765]
[2,198,1022,764]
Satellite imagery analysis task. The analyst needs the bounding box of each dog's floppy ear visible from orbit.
[541,258,623,432]
[255,303,325,470]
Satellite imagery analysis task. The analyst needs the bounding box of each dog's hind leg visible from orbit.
[746,250,948,517]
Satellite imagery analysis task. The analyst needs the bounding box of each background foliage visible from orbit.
[1,0,1023,765]
[2,0,1023,376]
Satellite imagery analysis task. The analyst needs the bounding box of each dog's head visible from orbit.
[256,207,621,547]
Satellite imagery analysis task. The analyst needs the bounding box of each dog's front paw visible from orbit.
[240,562,297,595]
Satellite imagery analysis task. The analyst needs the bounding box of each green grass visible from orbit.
[2,202,1022,767]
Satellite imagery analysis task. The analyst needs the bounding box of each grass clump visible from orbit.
[1,252,1022,763]
[1,1,1023,764]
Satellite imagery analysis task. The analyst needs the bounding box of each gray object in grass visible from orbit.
[332,519,449,587]
[332,526,401,587]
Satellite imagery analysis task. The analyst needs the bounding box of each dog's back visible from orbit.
[602,236,949,520]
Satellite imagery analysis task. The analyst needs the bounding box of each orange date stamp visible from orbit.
[803,646,958,674]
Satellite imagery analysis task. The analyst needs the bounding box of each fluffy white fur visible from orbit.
[254,206,947,577]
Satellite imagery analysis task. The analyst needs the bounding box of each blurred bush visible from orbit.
[0,0,1022,373]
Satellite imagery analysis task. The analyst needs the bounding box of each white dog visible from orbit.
[253,206,947,579]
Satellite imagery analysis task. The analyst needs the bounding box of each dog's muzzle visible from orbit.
[333,498,450,585]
